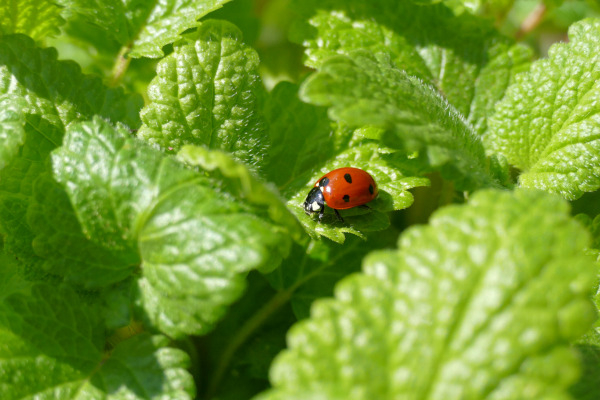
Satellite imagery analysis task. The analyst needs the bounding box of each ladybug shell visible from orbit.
[314,167,378,210]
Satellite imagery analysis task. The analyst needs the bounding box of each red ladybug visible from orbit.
[304,167,378,222]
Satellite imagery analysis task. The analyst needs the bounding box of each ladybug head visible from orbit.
[304,187,324,215]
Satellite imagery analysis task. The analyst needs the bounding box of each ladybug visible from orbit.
[304,167,378,222]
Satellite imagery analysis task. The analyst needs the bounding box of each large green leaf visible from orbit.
[53,118,292,337]
[138,20,268,170]
[258,189,598,399]
[301,51,493,191]
[0,34,142,279]
[486,18,600,200]
[0,284,194,399]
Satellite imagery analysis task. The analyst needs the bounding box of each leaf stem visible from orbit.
[205,241,361,397]
[516,3,547,40]
[205,288,293,398]
[110,44,133,87]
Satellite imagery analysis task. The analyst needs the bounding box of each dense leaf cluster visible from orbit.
[1,0,600,399]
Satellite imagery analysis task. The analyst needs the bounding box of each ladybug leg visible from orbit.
[318,207,325,222]
[334,209,344,223]
[358,204,372,210]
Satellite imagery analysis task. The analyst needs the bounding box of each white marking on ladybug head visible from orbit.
[311,201,320,211]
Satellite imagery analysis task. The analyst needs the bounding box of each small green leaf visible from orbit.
[53,118,292,337]
[0,0,65,40]
[258,189,598,400]
[55,0,232,58]
[128,0,233,58]
[288,142,429,243]
[0,284,194,399]
[0,95,25,170]
[138,20,268,170]
[486,18,600,200]
[301,51,493,191]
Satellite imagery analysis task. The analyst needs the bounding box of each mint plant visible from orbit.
[1,1,600,399]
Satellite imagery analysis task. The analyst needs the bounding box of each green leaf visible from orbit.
[293,0,532,135]
[0,0,65,40]
[138,20,268,170]
[0,95,26,170]
[177,145,303,241]
[300,51,493,191]
[0,284,194,399]
[485,18,600,200]
[0,34,142,129]
[258,189,598,400]
[128,0,233,58]
[53,117,292,337]
[0,34,142,277]
[56,0,232,58]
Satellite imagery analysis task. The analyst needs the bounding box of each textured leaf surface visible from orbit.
[0,284,194,399]
[128,0,232,58]
[0,34,142,278]
[258,190,598,400]
[138,20,268,170]
[301,51,493,191]
[293,0,532,135]
[0,95,25,170]
[53,118,291,337]
[56,0,231,58]
[0,0,65,40]
[486,18,600,200]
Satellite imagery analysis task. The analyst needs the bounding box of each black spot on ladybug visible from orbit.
[344,173,352,183]
[343,194,350,202]
[369,184,374,194]
[319,177,330,187]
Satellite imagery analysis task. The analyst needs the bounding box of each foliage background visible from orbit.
[1,0,600,399]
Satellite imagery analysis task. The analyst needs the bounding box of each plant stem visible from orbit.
[205,288,293,398]
[516,3,547,40]
[110,44,133,87]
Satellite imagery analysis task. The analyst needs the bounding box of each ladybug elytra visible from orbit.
[303,167,378,222]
